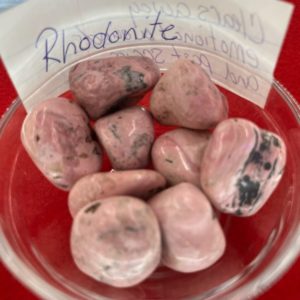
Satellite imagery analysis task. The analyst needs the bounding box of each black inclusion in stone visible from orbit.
[103,265,111,271]
[131,133,150,156]
[264,162,272,170]
[85,202,101,214]
[109,124,121,140]
[259,132,271,152]
[242,129,260,172]
[272,136,281,148]
[249,151,263,165]
[118,66,148,92]
[237,175,260,207]
[124,225,139,233]
[235,209,243,216]
[267,158,278,179]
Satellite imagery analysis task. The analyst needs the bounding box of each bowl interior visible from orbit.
[0,79,299,300]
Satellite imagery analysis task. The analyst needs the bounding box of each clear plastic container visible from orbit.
[0,73,299,300]
[0,5,300,299]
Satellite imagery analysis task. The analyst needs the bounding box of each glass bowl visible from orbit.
[0,61,299,300]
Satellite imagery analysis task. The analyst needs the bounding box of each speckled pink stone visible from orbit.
[150,59,228,129]
[94,106,154,170]
[21,98,102,190]
[200,118,287,216]
[69,56,160,119]
[70,196,161,288]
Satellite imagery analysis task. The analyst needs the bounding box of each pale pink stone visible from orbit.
[94,106,154,170]
[21,98,102,190]
[68,170,166,217]
[150,59,228,129]
[149,183,226,273]
[70,196,161,288]
[200,118,287,216]
[69,56,160,119]
[152,128,210,187]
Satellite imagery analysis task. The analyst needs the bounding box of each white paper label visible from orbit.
[0,0,294,111]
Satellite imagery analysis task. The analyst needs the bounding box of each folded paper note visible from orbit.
[0,0,294,110]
